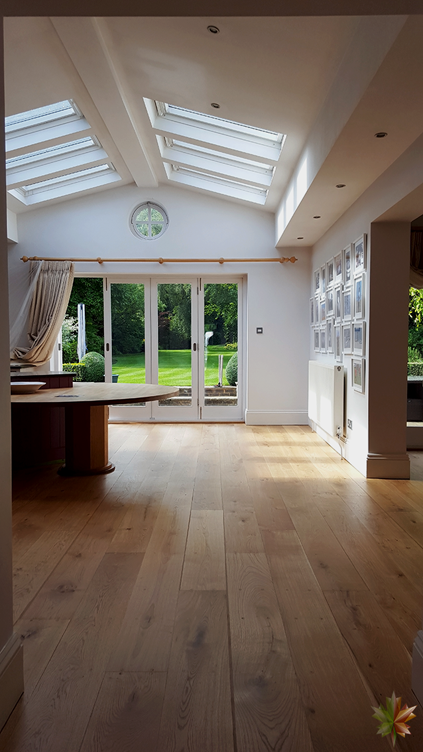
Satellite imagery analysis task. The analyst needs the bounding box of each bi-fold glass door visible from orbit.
[104,276,243,422]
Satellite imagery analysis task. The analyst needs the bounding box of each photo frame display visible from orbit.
[353,321,366,356]
[334,252,342,283]
[334,284,342,322]
[354,234,366,274]
[327,318,334,353]
[314,268,320,294]
[343,244,352,285]
[354,274,364,319]
[320,265,326,295]
[320,326,326,353]
[314,295,320,325]
[326,288,334,317]
[335,325,342,361]
[352,357,365,393]
[342,287,352,321]
[320,298,326,323]
[310,298,314,326]
[314,328,320,352]
[327,258,334,288]
[342,323,352,354]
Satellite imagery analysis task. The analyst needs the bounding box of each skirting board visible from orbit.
[412,631,423,706]
[366,452,410,479]
[245,410,308,426]
[0,633,23,732]
[407,424,423,449]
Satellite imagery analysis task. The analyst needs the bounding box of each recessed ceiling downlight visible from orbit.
[207,25,220,34]
[313,215,321,219]
[374,132,388,138]
[336,184,346,188]
[211,103,220,109]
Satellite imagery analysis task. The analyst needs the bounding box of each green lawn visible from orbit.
[112,346,236,386]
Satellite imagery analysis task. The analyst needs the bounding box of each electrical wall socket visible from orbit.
[347,419,353,429]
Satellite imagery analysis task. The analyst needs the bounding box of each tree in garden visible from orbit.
[408,287,423,358]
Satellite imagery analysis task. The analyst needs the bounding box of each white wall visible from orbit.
[10,182,311,423]
[310,133,423,477]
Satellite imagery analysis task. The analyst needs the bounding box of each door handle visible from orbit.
[193,343,197,351]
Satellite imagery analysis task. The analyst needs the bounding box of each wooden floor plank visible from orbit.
[158,590,234,752]
[1,553,143,752]
[181,510,226,590]
[14,618,70,699]
[268,530,385,751]
[3,423,423,752]
[227,553,314,752]
[80,671,167,752]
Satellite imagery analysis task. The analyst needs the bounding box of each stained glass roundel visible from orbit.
[130,201,169,240]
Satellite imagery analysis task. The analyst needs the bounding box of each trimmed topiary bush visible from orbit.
[62,362,87,382]
[80,351,105,382]
[408,362,423,377]
[225,352,238,386]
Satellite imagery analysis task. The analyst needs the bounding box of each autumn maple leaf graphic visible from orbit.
[372,691,417,746]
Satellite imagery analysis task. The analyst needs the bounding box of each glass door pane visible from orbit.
[202,281,242,420]
[152,281,198,419]
[110,283,146,386]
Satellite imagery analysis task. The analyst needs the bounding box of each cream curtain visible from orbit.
[12,260,74,366]
[410,230,423,289]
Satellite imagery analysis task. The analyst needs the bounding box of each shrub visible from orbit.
[408,362,423,377]
[224,342,237,351]
[225,352,238,386]
[408,346,422,363]
[80,351,105,382]
[62,362,87,382]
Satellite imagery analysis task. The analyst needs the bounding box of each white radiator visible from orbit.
[308,361,344,438]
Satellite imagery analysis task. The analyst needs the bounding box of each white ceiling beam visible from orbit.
[51,17,158,189]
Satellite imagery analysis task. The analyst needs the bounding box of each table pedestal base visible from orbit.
[61,403,114,475]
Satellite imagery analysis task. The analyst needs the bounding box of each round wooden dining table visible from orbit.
[11,382,178,476]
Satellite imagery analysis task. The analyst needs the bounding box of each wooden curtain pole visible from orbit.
[21,255,298,264]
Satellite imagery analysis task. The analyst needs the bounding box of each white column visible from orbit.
[0,19,24,731]
[366,222,410,478]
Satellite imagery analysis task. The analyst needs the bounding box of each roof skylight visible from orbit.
[147,99,285,205]
[5,99,121,206]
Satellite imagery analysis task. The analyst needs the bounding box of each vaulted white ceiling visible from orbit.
[4,14,423,246]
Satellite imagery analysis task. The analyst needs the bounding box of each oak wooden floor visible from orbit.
[1,424,423,751]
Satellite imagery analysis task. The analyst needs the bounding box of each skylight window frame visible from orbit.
[166,163,268,206]
[18,162,116,197]
[165,104,283,146]
[148,98,284,164]
[6,136,100,169]
[5,99,82,137]
[159,138,273,188]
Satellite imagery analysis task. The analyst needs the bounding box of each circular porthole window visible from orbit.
[130,201,169,240]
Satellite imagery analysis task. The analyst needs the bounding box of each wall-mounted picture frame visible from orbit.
[342,287,352,321]
[327,318,334,353]
[326,288,334,317]
[327,258,334,288]
[334,284,342,323]
[314,328,320,352]
[335,325,342,361]
[314,268,320,294]
[343,243,352,285]
[320,298,326,323]
[354,274,364,319]
[310,298,314,326]
[320,265,326,295]
[353,321,366,356]
[352,357,365,393]
[334,252,342,283]
[354,234,366,274]
[314,295,320,325]
[342,322,352,354]
[320,326,326,353]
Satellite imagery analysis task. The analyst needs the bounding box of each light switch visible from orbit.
[256,327,263,334]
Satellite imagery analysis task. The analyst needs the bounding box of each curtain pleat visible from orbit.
[12,261,74,366]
